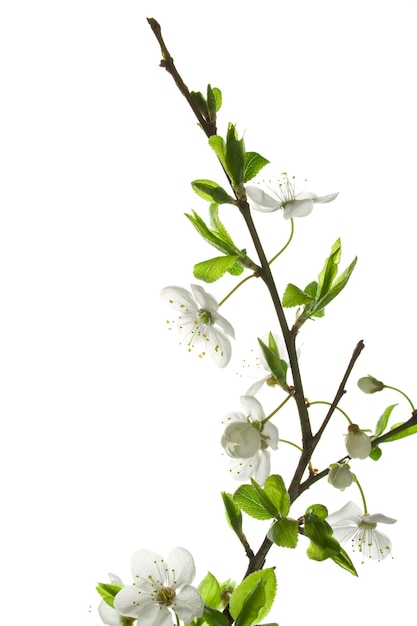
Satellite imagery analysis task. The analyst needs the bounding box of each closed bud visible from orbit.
[345,424,372,459]
[328,463,353,490]
[357,375,384,394]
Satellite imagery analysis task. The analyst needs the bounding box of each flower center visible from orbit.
[198,309,212,325]
[155,585,176,607]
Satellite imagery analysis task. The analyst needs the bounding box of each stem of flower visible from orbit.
[308,400,353,424]
[268,218,295,265]
[219,273,256,306]
[354,475,368,515]
[384,384,415,411]
[262,393,293,424]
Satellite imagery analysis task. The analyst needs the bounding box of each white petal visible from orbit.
[227,455,259,481]
[205,326,232,367]
[313,192,339,204]
[246,375,269,396]
[246,185,280,212]
[107,573,123,585]
[240,395,265,421]
[174,585,204,621]
[113,585,145,618]
[327,501,362,527]
[98,601,123,626]
[211,310,235,338]
[283,198,314,219]
[253,450,271,485]
[166,547,196,587]
[130,549,166,584]
[363,512,397,525]
[161,286,197,313]
[263,421,279,449]
[190,284,219,311]
[222,421,261,458]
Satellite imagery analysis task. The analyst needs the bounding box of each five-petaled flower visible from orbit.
[221,395,279,484]
[113,547,204,626]
[161,284,235,368]
[327,501,396,562]
[245,172,338,219]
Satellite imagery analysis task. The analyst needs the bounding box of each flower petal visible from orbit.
[204,326,232,367]
[313,192,339,204]
[246,185,280,212]
[253,450,271,485]
[161,286,197,313]
[190,284,219,311]
[363,513,397,525]
[240,395,265,421]
[98,601,123,626]
[174,585,204,621]
[166,547,196,587]
[283,198,315,219]
[327,501,362,527]
[211,310,235,338]
[263,421,279,449]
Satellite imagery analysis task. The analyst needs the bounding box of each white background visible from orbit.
[1,1,417,625]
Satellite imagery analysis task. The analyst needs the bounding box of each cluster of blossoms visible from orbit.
[99,548,204,626]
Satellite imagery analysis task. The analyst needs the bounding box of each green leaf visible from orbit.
[243,152,270,183]
[192,179,235,204]
[193,255,241,282]
[209,135,227,171]
[209,203,235,248]
[199,605,229,626]
[207,84,221,123]
[369,446,382,460]
[222,491,243,537]
[190,90,209,118]
[315,256,357,310]
[212,87,222,112]
[225,123,245,187]
[233,484,274,520]
[262,475,290,517]
[185,210,238,256]
[316,238,341,301]
[227,261,244,276]
[258,338,287,387]
[229,569,277,626]
[374,404,398,437]
[96,583,123,608]
[198,572,222,608]
[282,283,314,308]
[250,478,280,518]
[267,517,299,548]
[382,422,417,442]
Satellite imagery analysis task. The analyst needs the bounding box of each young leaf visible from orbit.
[282,283,314,307]
[198,572,222,608]
[374,404,398,437]
[258,338,287,388]
[262,475,290,517]
[198,605,229,626]
[190,90,209,118]
[316,238,341,301]
[209,135,227,171]
[185,210,238,256]
[96,583,123,608]
[233,484,274,520]
[382,422,417,442]
[267,517,299,548]
[229,569,277,626]
[193,255,241,282]
[209,203,236,249]
[315,256,357,311]
[250,478,280,518]
[243,151,270,183]
[191,179,236,205]
[222,491,243,537]
[225,123,245,187]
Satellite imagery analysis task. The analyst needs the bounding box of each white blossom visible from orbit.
[113,548,204,626]
[161,284,235,367]
[98,574,127,626]
[328,463,353,490]
[345,424,372,459]
[221,395,278,484]
[327,501,396,562]
[246,172,338,219]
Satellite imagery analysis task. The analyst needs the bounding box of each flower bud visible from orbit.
[345,424,372,459]
[357,375,384,394]
[221,422,261,458]
[328,464,353,490]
